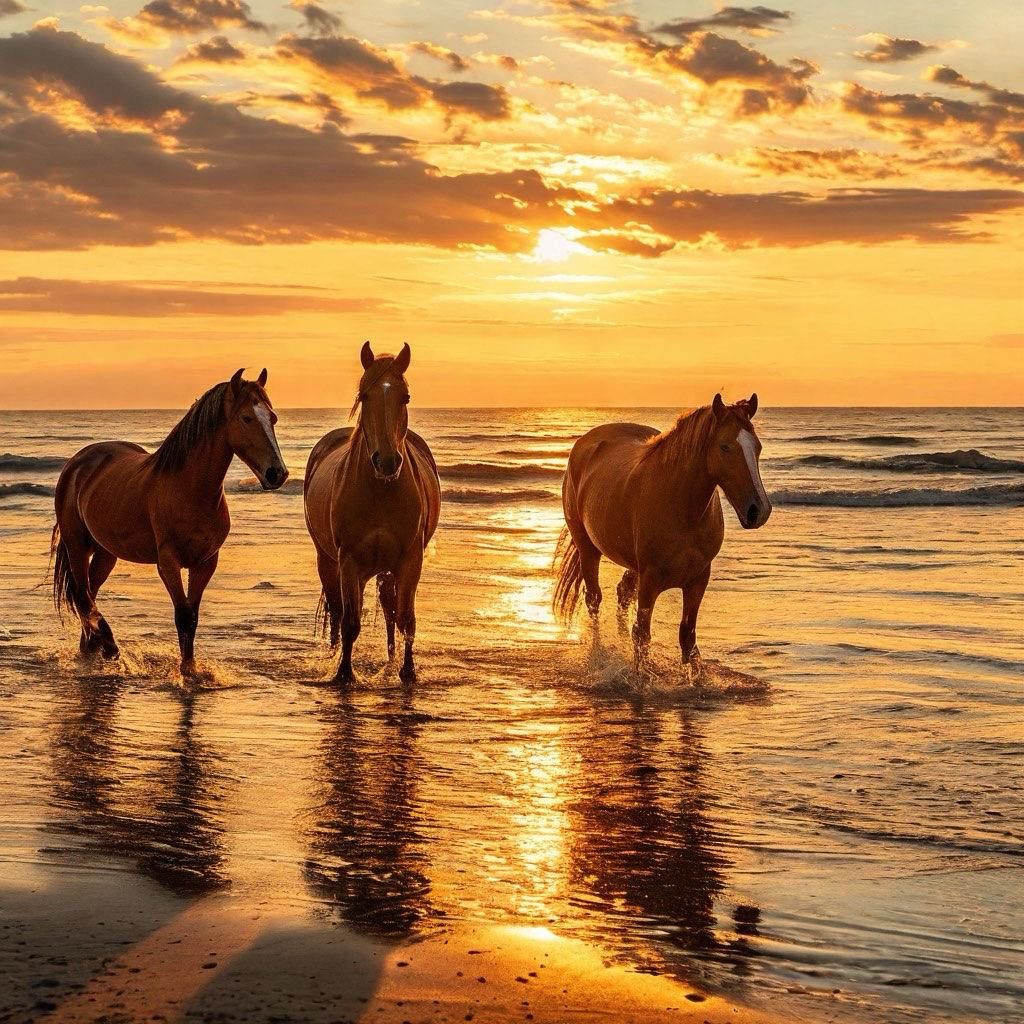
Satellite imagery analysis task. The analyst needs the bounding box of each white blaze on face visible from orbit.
[254,401,284,468]
[738,429,769,508]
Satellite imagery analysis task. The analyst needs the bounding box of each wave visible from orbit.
[496,448,570,459]
[795,448,1024,474]
[793,434,918,446]
[0,481,54,500]
[772,482,1024,508]
[440,462,564,482]
[442,487,556,505]
[439,432,573,444]
[0,453,67,472]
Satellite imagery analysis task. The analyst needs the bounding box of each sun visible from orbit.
[531,228,586,263]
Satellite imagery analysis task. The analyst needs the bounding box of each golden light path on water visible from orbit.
[1,405,1022,1024]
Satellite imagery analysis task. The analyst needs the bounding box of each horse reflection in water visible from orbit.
[567,704,761,980]
[48,679,228,894]
[303,694,433,937]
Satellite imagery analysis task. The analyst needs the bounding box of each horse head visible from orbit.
[354,342,412,482]
[225,367,289,490]
[707,392,771,529]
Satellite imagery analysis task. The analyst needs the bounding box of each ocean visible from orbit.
[1,405,1022,1023]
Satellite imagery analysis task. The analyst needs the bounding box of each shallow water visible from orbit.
[1,406,1022,1023]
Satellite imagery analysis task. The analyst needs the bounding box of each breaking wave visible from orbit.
[440,462,564,482]
[442,487,556,505]
[0,481,54,500]
[793,434,919,446]
[772,482,1024,508]
[796,449,1024,474]
[0,453,67,472]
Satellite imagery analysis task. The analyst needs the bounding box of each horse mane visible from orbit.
[349,356,408,420]
[643,404,717,461]
[152,382,230,473]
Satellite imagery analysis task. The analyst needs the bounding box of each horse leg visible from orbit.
[316,550,342,649]
[679,566,711,675]
[60,529,102,655]
[157,550,197,678]
[183,553,219,675]
[335,556,365,684]
[87,547,120,658]
[632,572,662,672]
[567,520,603,618]
[615,569,638,634]
[378,572,398,660]
[395,548,424,684]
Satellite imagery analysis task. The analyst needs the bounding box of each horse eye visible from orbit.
[720,444,730,452]
[242,415,254,424]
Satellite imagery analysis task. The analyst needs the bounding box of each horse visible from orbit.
[553,393,771,673]
[303,342,440,684]
[51,369,288,678]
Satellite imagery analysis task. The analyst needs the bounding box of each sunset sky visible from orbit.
[0,0,1021,407]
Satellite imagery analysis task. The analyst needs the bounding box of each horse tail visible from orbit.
[50,524,77,623]
[552,526,584,622]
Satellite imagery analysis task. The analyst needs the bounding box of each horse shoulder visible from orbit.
[305,427,353,484]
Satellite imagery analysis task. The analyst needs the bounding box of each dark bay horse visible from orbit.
[554,393,771,671]
[51,369,288,677]
[304,343,440,684]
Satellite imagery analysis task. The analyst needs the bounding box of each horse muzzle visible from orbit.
[371,451,403,482]
[740,498,772,530]
[260,464,290,491]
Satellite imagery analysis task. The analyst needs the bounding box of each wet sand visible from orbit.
[3,868,791,1024]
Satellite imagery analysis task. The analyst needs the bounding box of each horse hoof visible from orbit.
[102,645,120,660]
[334,669,355,685]
[399,665,417,684]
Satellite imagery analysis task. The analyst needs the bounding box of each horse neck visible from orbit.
[651,425,717,523]
[170,427,234,505]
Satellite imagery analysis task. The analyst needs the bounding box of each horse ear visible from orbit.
[230,368,244,398]
[712,393,725,419]
[393,342,411,375]
[360,341,374,369]
[257,367,268,387]
[747,392,758,417]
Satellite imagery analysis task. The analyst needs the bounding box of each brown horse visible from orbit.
[51,369,288,677]
[304,343,440,684]
[554,393,771,672]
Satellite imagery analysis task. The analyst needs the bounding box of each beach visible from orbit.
[1,405,1022,1024]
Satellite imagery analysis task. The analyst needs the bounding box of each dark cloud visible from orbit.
[545,2,815,115]
[654,5,791,41]
[175,34,246,64]
[578,187,1024,252]
[411,41,470,74]
[926,65,1024,111]
[277,33,511,119]
[107,0,266,39]
[0,0,29,18]
[855,34,939,63]
[0,29,566,251]
[290,1,343,37]
[0,277,388,316]
[0,29,1019,255]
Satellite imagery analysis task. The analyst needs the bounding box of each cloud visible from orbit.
[174,34,246,65]
[0,28,565,250]
[654,5,791,41]
[289,0,342,37]
[855,34,939,64]
[411,41,470,74]
[577,187,1024,252]
[926,65,1024,111]
[0,0,28,18]
[104,0,265,43]
[0,29,1020,255]
[276,33,511,119]
[539,2,816,115]
[0,277,389,315]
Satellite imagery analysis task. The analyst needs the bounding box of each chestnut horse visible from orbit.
[304,343,440,684]
[51,369,288,677]
[554,393,771,671]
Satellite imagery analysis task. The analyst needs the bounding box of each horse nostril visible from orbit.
[265,466,280,486]
[371,451,381,471]
[746,503,759,527]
